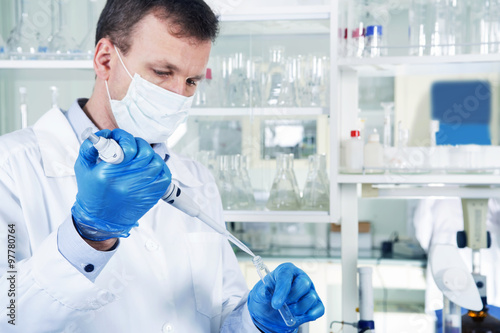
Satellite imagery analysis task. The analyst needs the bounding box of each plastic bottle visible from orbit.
[364,129,384,174]
[344,130,364,173]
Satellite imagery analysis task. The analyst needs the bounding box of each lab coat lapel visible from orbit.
[33,107,80,178]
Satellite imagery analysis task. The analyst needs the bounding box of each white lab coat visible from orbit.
[413,198,500,314]
[0,107,257,332]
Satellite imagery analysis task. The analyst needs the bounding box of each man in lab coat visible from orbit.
[0,0,324,332]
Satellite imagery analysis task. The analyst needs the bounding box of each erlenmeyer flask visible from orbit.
[215,155,239,210]
[302,154,329,211]
[239,155,256,209]
[7,0,39,60]
[266,153,301,210]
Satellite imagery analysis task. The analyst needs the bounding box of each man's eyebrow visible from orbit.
[188,74,205,80]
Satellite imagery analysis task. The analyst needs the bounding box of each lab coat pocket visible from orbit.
[186,232,223,318]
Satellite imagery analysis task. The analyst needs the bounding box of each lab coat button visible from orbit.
[145,240,159,251]
[162,323,173,332]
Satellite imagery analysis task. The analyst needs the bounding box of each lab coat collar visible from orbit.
[33,105,80,178]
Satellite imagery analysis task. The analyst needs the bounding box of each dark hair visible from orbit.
[95,0,219,55]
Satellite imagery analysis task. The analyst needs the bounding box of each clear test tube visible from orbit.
[443,296,461,333]
[252,256,297,327]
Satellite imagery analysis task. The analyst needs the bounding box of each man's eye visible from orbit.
[154,70,171,77]
[187,79,197,87]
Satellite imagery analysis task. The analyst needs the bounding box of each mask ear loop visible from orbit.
[105,45,134,101]
[114,45,134,80]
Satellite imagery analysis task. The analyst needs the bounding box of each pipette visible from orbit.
[81,129,297,326]
[81,128,253,256]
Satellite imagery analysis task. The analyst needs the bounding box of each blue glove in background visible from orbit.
[72,129,171,241]
[248,263,325,333]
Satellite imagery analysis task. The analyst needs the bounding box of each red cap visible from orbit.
[351,130,360,137]
[206,68,212,80]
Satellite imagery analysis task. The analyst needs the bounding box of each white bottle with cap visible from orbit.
[364,129,384,174]
[344,130,364,173]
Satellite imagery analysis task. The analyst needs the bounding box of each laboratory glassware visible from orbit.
[7,0,39,60]
[252,256,297,327]
[239,155,256,209]
[301,154,329,211]
[381,102,394,147]
[227,53,249,107]
[266,153,301,210]
[318,153,329,195]
[229,155,253,209]
[278,57,299,107]
[48,0,80,59]
[79,0,99,60]
[266,46,286,106]
[215,155,239,210]
[19,87,28,129]
[409,0,429,56]
[364,129,384,173]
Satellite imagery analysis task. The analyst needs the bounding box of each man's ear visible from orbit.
[94,38,114,81]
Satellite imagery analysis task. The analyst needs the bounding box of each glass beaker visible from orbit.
[265,46,286,106]
[266,153,301,210]
[215,155,239,210]
[7,0,40,60]
[302,154,329,211]
[278,57,299,107]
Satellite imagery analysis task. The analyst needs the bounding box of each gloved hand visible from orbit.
[248,263,325,333]
[71,129,171,241]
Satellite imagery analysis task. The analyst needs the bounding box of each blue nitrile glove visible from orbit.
[248,263,325,333]
[71,129,171,241]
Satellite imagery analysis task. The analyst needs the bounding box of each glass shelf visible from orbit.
[224,210,332,223]
[234,246,427,267]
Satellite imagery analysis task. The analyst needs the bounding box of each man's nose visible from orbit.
[167,78,189,97]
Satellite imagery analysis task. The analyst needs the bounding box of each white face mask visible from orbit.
[105,46,194,144]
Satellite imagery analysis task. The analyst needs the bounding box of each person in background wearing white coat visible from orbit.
[413,198,500,332]
[0,0,324,332]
